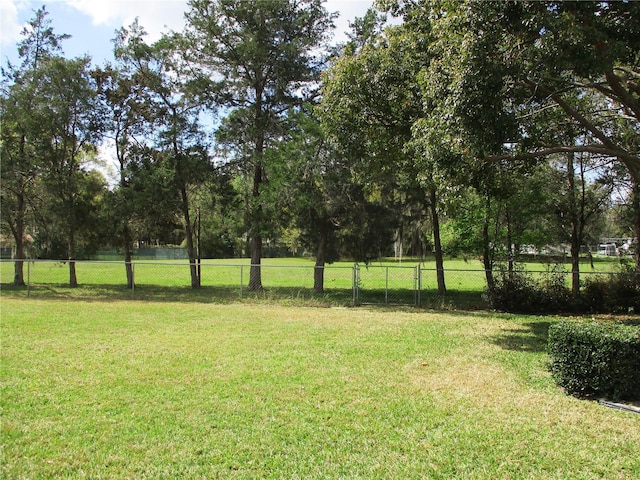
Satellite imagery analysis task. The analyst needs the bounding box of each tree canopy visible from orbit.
[1,0,638,300]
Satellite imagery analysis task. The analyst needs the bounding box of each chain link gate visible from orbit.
[352,264,420,306]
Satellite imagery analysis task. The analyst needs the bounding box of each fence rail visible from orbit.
[0,259,631,308]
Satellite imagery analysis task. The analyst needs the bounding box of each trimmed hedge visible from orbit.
[548,321,640,400]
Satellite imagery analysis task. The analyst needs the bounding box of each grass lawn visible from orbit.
[2,298,639,479]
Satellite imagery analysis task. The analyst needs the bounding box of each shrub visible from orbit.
[580,263,640,313]
[548,321,640,401]
[486,264,571,313]
[486,262,640,314]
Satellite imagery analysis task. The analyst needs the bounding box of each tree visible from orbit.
[266,108,393,293]
[383,1,640,178]
[0,81,38,285]
[546,148,614,295]
[94,21,153,288]
[113,23,213,288]
[34,56,106,286]
[183,0,335,290]
[320,15,450,293]
[382,0,640,280]
[0,6,69,285]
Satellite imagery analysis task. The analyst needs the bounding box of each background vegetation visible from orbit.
[2,1,639,309]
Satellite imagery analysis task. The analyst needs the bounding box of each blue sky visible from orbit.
[1,0,380,67]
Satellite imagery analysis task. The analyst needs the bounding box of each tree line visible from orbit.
[2,0,638,297]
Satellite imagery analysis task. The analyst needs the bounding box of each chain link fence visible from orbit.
[1,259,632,308]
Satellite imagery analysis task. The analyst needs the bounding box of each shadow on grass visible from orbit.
[2,283,489,310]
[490,321,551,353]
[420,289,487,310]
[0,283,356,307]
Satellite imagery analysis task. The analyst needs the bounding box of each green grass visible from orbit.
[2,298,639,479]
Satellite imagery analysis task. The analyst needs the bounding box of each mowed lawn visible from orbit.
[2,299,639,479]
[1,256,621,292]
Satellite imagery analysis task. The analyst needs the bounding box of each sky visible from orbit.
[1,0,381,67]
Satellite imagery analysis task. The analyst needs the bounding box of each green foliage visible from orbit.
[183,0,336,289]
[548,320,640,400]
[3,1,640,296]
[1,6,107,279]
[487,263,640,314]
[486,265,571,314]
[580,263,640,314]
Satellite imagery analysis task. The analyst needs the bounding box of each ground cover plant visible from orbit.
[2,298,639,479]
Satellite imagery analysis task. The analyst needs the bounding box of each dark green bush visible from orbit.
[486,262,640,314]
[486,265,571,313]
[548,321,640,400]
[580,265,640,314]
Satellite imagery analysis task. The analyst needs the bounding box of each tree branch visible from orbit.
[485,145,615,162]
[522,79,640,182]
[604,68,640,121]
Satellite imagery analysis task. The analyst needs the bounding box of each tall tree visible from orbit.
[34,56,106,286]
[0,6,69,285]
[183,0,335,290]
[320,16,450,293]
[266,108,392,293]
[546,148,614,295]
[113,23,212,288]
[383,1,640,177]
[94,22,152,288]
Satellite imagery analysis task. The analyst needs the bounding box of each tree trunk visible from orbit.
[12,193,26,286]
[117,133,134,289]
[632,177,640,273]
[570,233,581,296]
[68,226,78,288]
[566,150,580,297]
[506,209,514,279]
[482,196,495,292]
[180,185,200,289]
[12,133,29,286]
[314,220,328,294]
[248,156,264,291]
[249,234,263,291]
[123,225,134,289]
[429,187,446,295]
[14,259,25,287]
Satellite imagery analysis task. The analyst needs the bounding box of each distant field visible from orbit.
[0,256,622,285]
[2,299,638,479]
[1,256,625,307]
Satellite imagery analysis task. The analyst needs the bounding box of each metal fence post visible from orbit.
[27,260,31,298]
[385,266,389,305]
[131,262,135,300]
[415,265,421,307]
[240,265,244,298]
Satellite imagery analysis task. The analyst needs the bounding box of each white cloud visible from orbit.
[0,0,28,48]
[65,0,375,44]
[65,0,189,42]
[326,0,374,37]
